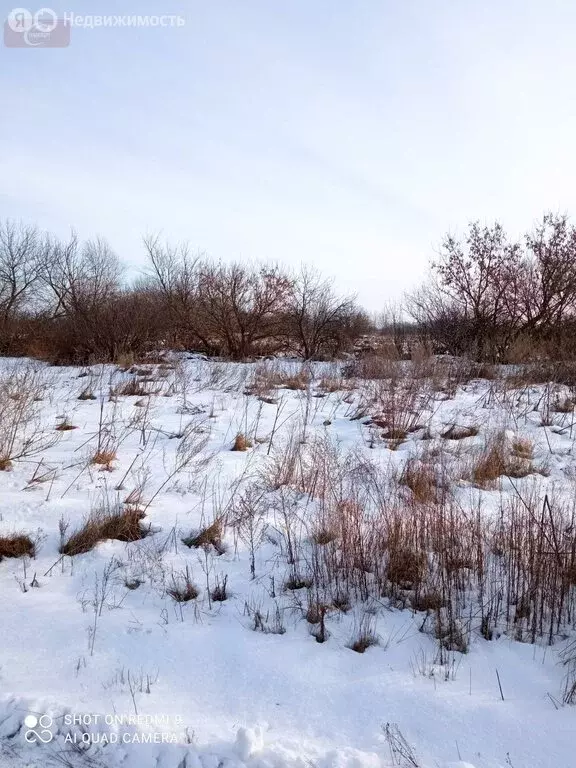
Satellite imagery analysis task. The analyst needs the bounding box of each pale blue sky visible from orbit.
[1,0,576,308]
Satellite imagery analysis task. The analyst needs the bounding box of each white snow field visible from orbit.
[0,355,575,768]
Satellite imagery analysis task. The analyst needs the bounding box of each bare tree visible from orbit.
[39,234,126,362]
[198,261,292,358]
[516,213,576,350]
[409,222,521,361]
[288,265,360,359]
[43,233,122,319]
[143,234,213,351]
[0,220,44,350]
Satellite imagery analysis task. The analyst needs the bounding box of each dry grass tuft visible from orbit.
[348,616,379,653]
[554,396,575,413]
[399,458,437,504]
[116,378,151,397]
[411,591,445,612]
[471,436,509,488]
[232,433,253,451]
[511,437,534,460]
[0,533,35,560]
[311,525,338,545]
[55,418,77,431]
[60,507,148,556]
[284,572,313,591]
[78,387,96,401]
[442,424,479,440]
[91,449,117,469]
[211,574,229,602]
[387,548,426,588]
[167,570,199,602]
[182,518,226,554]
[471,433,538,487]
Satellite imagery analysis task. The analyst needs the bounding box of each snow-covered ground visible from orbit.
[0,356,574,768]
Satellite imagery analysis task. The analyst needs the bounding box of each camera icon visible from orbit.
[24,714,54,744]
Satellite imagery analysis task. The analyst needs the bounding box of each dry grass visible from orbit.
[78,387,96,401]
[442,424,479,440]
[211,574,229,602]
[0,533,35,560]
[55,417,77,431]
[411,591,445,612]
[471,437,508,487]
[399,458,437,504]
[554,396,575,413]
[348,618,379,653]
[91,449,117,469]
[167,570,199,602]
[60,506,148,556]
[311,525,338,545]
[182,518,226,554]
[511,437,534,460]
[317,376,347,393]
[387,547,427,588]
[232,433,253,451]
[471,433,537,487]
[284,572,313,590]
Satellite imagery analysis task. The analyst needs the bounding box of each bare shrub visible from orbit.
[361,377,431,445]
[0,364,57,470]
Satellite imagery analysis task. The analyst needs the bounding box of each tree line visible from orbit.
[2,212,575,365]
[0,220,368,364]
[407,212,576,362]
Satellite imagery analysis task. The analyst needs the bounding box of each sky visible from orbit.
[1,0,576,310]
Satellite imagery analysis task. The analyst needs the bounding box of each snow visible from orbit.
[0,357,574,767]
